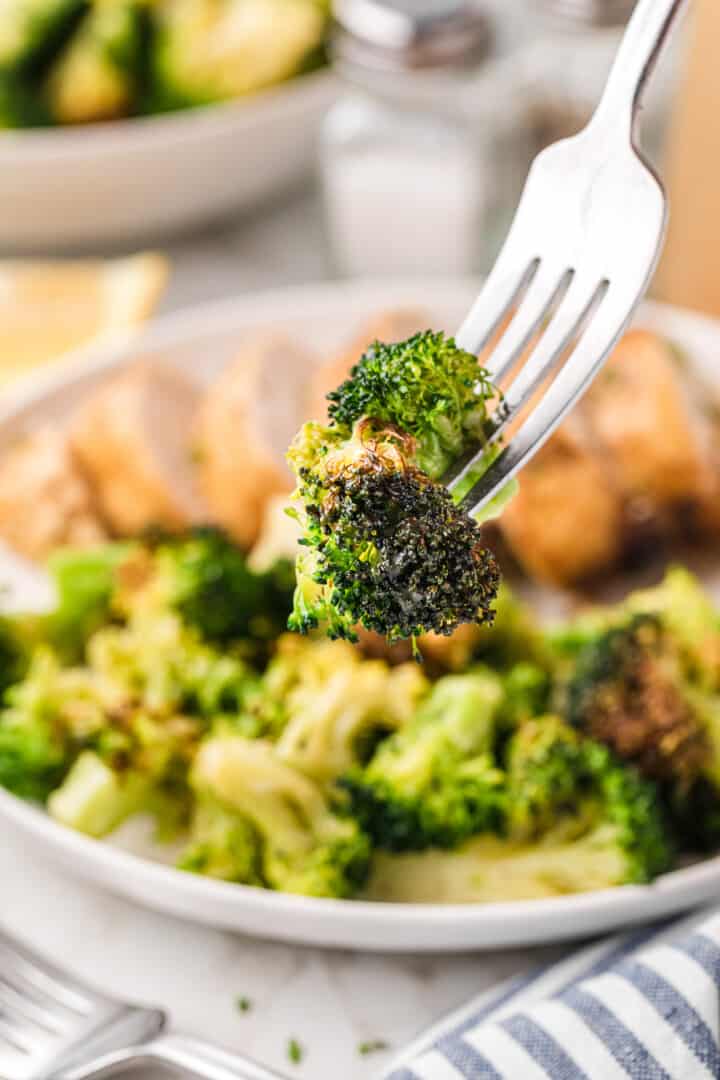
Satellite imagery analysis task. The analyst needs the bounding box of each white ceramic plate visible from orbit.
[0,71,335,251]
[2,277,720,953]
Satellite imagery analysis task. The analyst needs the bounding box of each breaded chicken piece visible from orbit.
[307,310,430,423]
[581,330,718,514]
[71,361,207,536]
[498,415,624,585]
[0,427,106,560]
[194,335,314,549]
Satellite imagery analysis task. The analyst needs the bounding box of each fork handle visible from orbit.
[148,1032,290,1080]
[58,1032,289,1080]
[592,0,688,139]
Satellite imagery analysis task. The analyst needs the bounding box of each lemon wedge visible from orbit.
[0,252,168,386]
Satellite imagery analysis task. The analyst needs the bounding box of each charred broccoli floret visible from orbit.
[341,671,505,851]
[288,418,500,645]
[564,614,707,787]
[189,735,371,898]
[558,571,720,853]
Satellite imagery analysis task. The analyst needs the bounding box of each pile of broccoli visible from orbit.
[287,331,511,647]
[0,0,328,128]
[2,529,720,904]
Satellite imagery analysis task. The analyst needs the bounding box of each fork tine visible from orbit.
[487,276,610,442]
[458,285,632,516]
[0,973,69,1033]
[455,254,540,355]
[0,1012,33,1054]
[0,939,94,1016]
[477,265,575,385]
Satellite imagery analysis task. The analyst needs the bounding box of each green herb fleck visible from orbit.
[235,996,252,1013]
[358,1039,389,1055]
[288,1038,303,1064]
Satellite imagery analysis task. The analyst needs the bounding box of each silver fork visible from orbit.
[0,926,287,1080]
[446,0,687,514]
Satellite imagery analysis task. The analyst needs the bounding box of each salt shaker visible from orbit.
[321,0,494,278]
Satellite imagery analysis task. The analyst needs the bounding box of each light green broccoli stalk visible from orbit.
[189,734,371,898]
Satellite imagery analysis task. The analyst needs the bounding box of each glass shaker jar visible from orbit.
[321,0,495,278]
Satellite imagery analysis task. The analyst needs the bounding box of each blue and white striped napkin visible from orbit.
[384,908,720,1080]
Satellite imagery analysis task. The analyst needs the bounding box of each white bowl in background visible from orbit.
[1,277,720,951]
[0,71,335,252]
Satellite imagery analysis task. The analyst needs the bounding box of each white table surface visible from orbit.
[0,185,564,1079]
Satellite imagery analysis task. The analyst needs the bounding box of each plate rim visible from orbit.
[3,276,720,950]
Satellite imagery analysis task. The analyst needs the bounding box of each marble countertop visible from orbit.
[1,186,565,1080]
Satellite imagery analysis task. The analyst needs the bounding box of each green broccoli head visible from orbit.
[0,0,89,78]
[149,0,327,111]
[254,634,428,782]
[191,735,371,898]
[326,331,495,479]
[178,793,264,884]
[0,647,90,802]
[564,613,709,788]
[505,715,671,882]
[47,0,150,123]
[44,542,136,663]
[366,717,671,901]
[119,528,295,655]
[288,419,500,645]
[341,671,505,851]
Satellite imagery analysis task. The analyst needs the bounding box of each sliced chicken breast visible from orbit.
[71,361,208,536]
[580,330,718,517]
[498,415,625,585]
[0,427,106,560]
[194,335,315,549]
[307,309,431,423]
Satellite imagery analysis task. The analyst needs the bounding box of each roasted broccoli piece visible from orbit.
[326,331,496,479]
[47,0,150,123]
[249,634,429,781]
[418,584,549,676]
[44,542,134,663]
[341,671,505,851]
[505,715,671,882]
[190,735,371,898]
[122,528,295,657]
[366,718,671,902]
[558,573,720,853]
[177,793,264,884]
[564,613,708,787]
[288,417,500,644]
[0,648,85,801]
[149,0,326,111]
[87,609,256,722]
[0,0,89,79]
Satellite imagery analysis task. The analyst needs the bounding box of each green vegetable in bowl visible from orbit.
[0,0,330,127]
[341,671,506,851]
[150,0,326,111]
[186,734,372,897]
[250,634,429,781]
[47,0,150,123]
